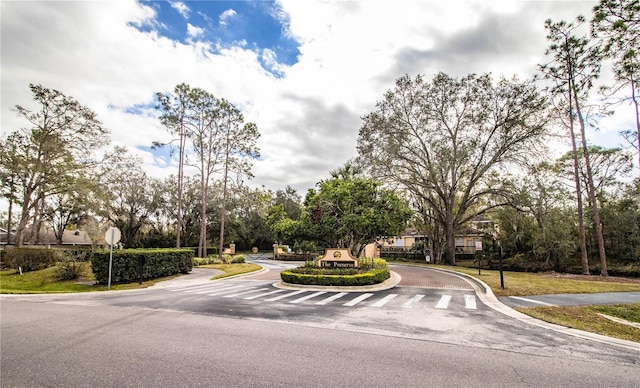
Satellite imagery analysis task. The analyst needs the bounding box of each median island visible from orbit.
[280,248,389,287]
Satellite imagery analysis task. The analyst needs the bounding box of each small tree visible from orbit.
[291,178,412,258]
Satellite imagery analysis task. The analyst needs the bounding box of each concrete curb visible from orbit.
[425,266,640,352]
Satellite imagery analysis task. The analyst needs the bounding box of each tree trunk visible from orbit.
[444,217,456,265]
[218,131,231,261]
[6,190,13,245]
[632,79,640,178]
[573,86,607,276]
[176,124,186,249]
[567,87,590,275]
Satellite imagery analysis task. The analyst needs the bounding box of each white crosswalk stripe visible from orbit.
[290,291,327,304]
[166,283,477,310]
[402,294,425,308]
[223,288,269,298]
[343,293,374,307]
[435,295,452,309]
[464,295,477,309]
[202,285,247,296]
[244,289,284,300]
[265,290,306,302]
[315,292,349,305]
[371,294,398,307]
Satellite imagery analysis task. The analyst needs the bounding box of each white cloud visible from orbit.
[186,23,204,38]
[219,9,237,26]
[169,1,190,19]
[1,0,633,199]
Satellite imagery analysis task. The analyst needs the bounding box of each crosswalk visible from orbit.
[166,281,478,310]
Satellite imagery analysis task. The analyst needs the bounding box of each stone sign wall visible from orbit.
[316,248,358,268]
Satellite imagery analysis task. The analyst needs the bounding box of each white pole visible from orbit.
[108,228,114,290]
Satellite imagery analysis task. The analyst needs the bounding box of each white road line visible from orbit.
[223,288,269,298]
[508,296,556,306]
[265,290,306,302]
[372,294,398,307]
[464,295,477,309]
[315,292,349,305]
[435,295,452,309]
[169,283,224,292]
[343,293,374,307]
[243,289,284,300]
[402,294,425,308]
[290,291,327,304]
[203,285,247,296]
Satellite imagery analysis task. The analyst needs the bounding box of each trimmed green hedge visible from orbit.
[281,268,389,286]
[91,248,193,284]
[3,248,59,272]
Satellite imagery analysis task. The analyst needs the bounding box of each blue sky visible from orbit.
[139,1,300,75]
[1,0,635,203]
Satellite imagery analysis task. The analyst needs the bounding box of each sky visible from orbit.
[1,0,636,199]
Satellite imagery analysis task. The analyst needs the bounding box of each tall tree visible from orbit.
[539,17,608,275]
[0,84,112,246]
[592,0,640,175]
[358,73,549,265]
[156,83,191,249]
[216,99,260,260]
[181,87,224,258]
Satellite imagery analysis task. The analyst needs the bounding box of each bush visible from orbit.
[282,259,389,286]
[55,257,85,281]
[91,248,193,284]
[4,248,59,272]
[281,268,389,286]
[193,254,246,266]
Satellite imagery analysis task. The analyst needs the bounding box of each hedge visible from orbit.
[3,248,59,272]
[91,248,193,284]
[280,268,389,286]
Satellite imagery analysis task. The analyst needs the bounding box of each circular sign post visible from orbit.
[105,227,121,290]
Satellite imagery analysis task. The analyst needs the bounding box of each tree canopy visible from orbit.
[358,72,549,264]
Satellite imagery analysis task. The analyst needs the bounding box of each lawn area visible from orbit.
[424,263,640,343]
[427,264,640,297]
[200,263,262,279]
[0,262,262,294]
[520,304,640,343]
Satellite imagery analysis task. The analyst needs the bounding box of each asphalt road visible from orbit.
[2,261,639,387]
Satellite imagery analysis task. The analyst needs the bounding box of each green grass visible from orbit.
[200,263,262,279]
[425,264,640,297]
[0,263,179,293]
[417,262,640,343]
[519,304,640,343]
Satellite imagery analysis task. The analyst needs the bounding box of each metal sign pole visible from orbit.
[108,228,114,291]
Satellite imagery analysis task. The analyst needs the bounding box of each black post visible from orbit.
[498,245,504,289]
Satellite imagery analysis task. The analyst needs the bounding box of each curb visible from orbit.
[424,266,640,352]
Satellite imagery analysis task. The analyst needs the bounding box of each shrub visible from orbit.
[4,248,59,272]
[281,258,389,286]
[55,256,85,281]
[91,248,193,284]
[281,268,389,286]
[194,254,246,266]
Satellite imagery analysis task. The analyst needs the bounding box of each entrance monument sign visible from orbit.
[317,248,358,268]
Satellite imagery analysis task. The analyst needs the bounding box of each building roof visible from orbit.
[11,229,93,246]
